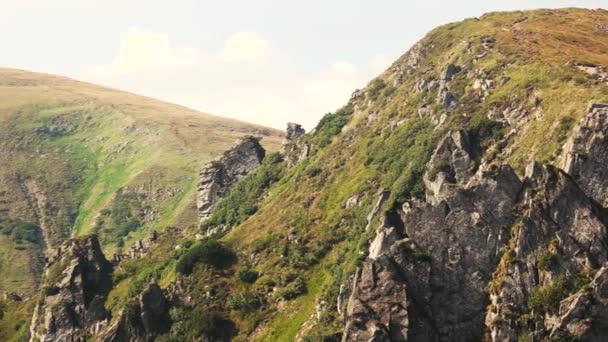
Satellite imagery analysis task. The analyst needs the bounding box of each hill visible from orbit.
[0,68,282,340]
[4,7,608,342]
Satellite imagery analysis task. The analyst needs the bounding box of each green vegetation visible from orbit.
[228,291,264,313]
[94,190,147,248]
[466,116,505,148]
[5,8,608,342]
[156,306,235,342]
[536,249,559,271]
[237,269,259,284]
[0,67,283,305]
[176,239,236,275]
[364,119,440,204]
[313,106,353,148]
[279,277,307,300]
[0,217,40,245]
[528,277,572,314]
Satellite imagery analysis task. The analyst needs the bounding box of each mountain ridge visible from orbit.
[2,6,608,342]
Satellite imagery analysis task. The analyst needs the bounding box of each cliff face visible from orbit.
[197,136,266,221]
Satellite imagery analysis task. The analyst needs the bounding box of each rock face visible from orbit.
[561,103,608,206]
[30,236,112,342]
[343,130,608,341]
[102,283,170,342]
[485,164,608,341]
[197,136,266,220]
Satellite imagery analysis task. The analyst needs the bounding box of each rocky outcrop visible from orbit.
[286,122,306,141]
[342,256,410,341]
[344,161,522,341]
[344,141,608,341]
[282,122,311,168]
[197,136,266,220]
[423,130,479,205]
[30,236,112,342]
[485,163,608,341]
[549,263,608,340]
[112,230,160,263]
[102,282,170,342]
[561,103,608,206]
[436,64,462,111]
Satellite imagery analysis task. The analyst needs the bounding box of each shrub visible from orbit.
[228,292,264,313]
[306,166,322,178]
[0,216,41,244]
[367,79,387,100]
[176,239,236,275]
[187,307,235,340]
[428,160,451,181]
[314,107,352,148]
[536,250,558,271]
[280,277,307,300]
[238,269,259,284]
[43,285,60,296]
[528,276,571,314]
[466,116,504,148]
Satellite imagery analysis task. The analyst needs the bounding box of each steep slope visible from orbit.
[0,68,282,340]
[7,7,608,342]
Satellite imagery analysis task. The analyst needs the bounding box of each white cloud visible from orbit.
[370,54,392,74]
[85,27,364,130]
[91,27,202,76]
[218,32,273,64]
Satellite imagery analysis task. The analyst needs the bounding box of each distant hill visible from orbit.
[0,68,283,296]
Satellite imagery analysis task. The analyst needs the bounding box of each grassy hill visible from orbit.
[0,68,283,295]
[152,8,607,341]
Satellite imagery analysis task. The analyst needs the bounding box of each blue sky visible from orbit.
[1,0,606,129]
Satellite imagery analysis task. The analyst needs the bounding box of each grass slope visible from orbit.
[148,8,608,341]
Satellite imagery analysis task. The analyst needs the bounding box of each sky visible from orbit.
[1,0,606,130]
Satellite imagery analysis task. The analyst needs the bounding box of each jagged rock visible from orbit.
[344,194,360,209]
[140,283,170,335]
[30,236,112,342]
[197,136,266,221]
[364,189,391,231]
[282,122,311,168]
[368,213,402,260]
[102,283,170,342]
[574,62,608,84]
[550,263,608,340]
[438,89,458,111]
[485,164,608,341]
[561,103,608,205]
[441,64,462,81]
[285,122,306,141]
[342,256,409,342]
[345,163,523,341]
[424,130,479,205]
